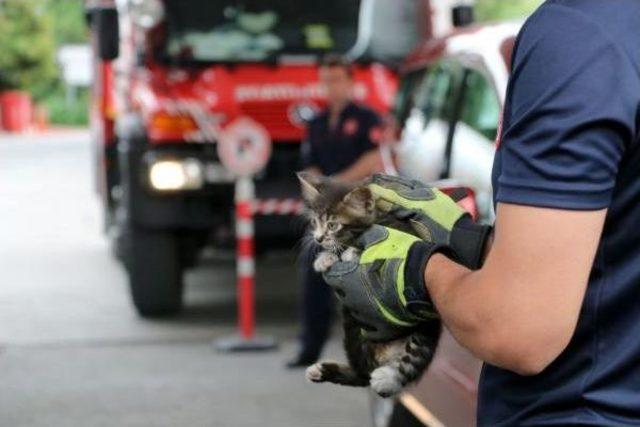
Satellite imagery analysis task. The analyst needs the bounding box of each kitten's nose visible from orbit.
[315,236,324,243]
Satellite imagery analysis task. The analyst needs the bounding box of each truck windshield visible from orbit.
[162,0,361,62]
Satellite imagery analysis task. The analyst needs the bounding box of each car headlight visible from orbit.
[148,159,203,191]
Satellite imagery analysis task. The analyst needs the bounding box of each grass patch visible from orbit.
[42,87,89,126]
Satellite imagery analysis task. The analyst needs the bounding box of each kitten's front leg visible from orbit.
[313,251,339,273]
[341,247,360,262]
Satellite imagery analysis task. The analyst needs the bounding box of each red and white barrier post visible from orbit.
[215,118,277,352]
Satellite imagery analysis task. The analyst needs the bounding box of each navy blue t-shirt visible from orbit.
[484,1,640,425]
[301,102,381,176]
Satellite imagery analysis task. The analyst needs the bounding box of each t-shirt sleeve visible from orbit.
[495,4,638,210]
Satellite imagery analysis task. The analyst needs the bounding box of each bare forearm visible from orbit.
[424,255,521,370]
[422,205,605,375]
[426,255,552,374]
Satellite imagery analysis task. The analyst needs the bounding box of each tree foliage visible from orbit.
[476,0,544,22]
[44,0,88,45]
[0,0,57,97]
[0,0,87,98]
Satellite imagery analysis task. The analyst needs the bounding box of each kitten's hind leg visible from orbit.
[306,361,370,387]
[370,325,442,397]
[370,365,403,398]
[396,326,442,387]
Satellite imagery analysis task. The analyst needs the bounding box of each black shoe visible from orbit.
[285,353,318,369]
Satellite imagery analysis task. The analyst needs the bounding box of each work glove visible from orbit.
[368,174,492,270]
[323,225,448,342]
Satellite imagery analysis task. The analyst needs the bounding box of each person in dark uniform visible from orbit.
[286,55,384,368]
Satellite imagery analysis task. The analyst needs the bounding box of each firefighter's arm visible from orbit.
[425,203,606,375]
[333,149,384,182]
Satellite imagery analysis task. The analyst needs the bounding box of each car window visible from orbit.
[414,62,459,125]
[394,69,427,126]
[459,69,500,141]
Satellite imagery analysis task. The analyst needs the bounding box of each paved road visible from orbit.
[0,131,370,427]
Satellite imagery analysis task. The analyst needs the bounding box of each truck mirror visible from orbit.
[94,8,120,61]
[452,5,475,28]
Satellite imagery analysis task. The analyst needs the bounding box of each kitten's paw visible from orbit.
[313,252,339,273]
[370,366,403,398]
[341,247,360,262]
[305,363,325,383]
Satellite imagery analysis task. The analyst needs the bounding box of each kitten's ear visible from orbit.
[342,187,375,215]
[297,171,322,204]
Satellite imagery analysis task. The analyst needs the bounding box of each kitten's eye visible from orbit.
[328,222,340,232]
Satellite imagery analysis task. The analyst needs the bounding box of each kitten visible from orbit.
[297,172,441,398]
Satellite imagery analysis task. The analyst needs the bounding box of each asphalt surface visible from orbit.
[0,131,370,427]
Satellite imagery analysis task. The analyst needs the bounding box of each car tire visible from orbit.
[126,227,184,317]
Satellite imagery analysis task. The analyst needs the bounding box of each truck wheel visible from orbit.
[126,228,184,317]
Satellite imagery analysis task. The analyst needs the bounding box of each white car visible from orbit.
[394,21,523,222]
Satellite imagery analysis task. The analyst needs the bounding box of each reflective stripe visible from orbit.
[238,257,255,276]
[399,394,445,427]
[374,299,415,327]
[369,184,463,231]
[397,259,407,306]
[237,219,254,237]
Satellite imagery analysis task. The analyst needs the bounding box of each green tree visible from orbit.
[476,0,544,22]
[0,0,57,98]
[44,0,88,45]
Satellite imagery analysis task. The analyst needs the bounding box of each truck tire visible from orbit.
[126,227,184,317]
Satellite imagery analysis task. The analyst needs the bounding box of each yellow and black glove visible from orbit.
[369,174,491,270]
[323,175,492,342]
[323,225,446,342]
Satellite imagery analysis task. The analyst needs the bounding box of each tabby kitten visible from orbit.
[297,172,441,398]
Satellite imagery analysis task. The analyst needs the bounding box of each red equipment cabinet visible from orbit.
[0,91,32,133]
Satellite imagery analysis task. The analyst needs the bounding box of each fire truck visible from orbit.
[85,0,437,316]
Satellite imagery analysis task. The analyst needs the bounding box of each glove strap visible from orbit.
[450,216,493,270]
[403,241,451,319]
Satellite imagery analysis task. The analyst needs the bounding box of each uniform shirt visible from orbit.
[301,102,381,176]
[485,1,640,425]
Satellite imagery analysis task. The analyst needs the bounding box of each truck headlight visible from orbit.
[148,159,203,191]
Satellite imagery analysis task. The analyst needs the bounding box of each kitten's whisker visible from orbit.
[295,233,319,263]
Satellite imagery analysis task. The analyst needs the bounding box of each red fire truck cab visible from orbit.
[85,0,430,316]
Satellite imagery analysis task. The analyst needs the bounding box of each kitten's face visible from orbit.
[297,172,376,251]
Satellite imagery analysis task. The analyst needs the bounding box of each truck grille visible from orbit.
[239,102,302,142]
